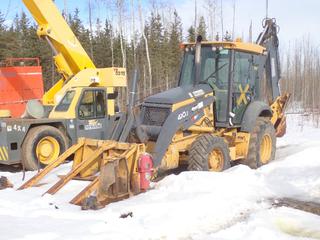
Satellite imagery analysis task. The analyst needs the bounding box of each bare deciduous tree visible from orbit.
[138,0,152,95]
[88,0,94,60]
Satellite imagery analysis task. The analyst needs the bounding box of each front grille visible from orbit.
[142,106,171,126]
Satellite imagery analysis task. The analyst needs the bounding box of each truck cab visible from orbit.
[178,41,273,128]
[0,86,125,170]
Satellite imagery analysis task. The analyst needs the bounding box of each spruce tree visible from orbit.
[168,10,183,85]
[0,11,6,59]
[68,9,91,58]
[187,26,196,42]
[197,16,207,41]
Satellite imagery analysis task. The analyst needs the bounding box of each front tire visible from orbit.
[21,125,68,171]
[188,134,231,172]
[239,118,276,169]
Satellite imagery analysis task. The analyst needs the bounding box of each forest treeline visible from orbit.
[281,39,320,126]
[0,8,189,101]
[0,6,319,125]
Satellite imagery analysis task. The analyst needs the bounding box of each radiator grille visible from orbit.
[142,106,171,126]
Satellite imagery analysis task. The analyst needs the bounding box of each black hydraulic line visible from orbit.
[194,35,202,86]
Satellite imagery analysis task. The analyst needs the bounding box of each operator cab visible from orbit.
[50,85,123,119]
[179,41,269,127]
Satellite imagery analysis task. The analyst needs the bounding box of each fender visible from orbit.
[151,95,214,168]
[240,101,272,132]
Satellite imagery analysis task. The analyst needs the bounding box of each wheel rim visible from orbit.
[260,134,272,164]
[208,148,224,172]
[36,136,60,165]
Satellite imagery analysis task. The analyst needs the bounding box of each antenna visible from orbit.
[249,20,252,43]
[221,0,224,38]
[232,0,236,40]
[194,0,197,36]
[266,0,269,18]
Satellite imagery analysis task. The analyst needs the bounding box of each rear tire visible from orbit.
[188,134,231,172]
[239,118,276,169]
[21,125,68,171]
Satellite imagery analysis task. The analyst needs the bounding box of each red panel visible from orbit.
[0,65,44,118]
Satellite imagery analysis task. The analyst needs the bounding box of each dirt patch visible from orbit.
[272,198,320,216]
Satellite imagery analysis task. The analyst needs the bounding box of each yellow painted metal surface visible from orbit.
[182,41,266,55]
[52,68,127,105]
[49,87,81,119]
[260,134,272,164]
[208,148,224,172]
[236,84,250,106]
[23,0,128,112]
[23,0,95,77]
[0,110,11,118]
[49,69,127,119]
[23,0,96,105]
[0,146,9,161]
[270,93,291,137]
[43,79,64,105]
[171,98,195,112]
[36,136,60,165]
[18,138,146,208]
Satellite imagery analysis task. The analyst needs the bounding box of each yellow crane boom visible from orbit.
[23,0,96,105]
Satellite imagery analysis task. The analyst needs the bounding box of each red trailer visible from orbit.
[0,58,44,118]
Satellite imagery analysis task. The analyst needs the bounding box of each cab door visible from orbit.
[75,89,108,139]
[231,52,257,125]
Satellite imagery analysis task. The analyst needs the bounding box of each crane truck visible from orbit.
[0,0,128,170]
[20,18,290,210]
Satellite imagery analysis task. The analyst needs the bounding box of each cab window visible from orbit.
[78,90,106,119]
[179,46,230,88]
[55,90,76,112]
[233,52,253,88]
[96,91,105,117]
[232,52,255,124]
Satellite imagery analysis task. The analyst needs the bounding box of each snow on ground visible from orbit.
[0,114,320,240]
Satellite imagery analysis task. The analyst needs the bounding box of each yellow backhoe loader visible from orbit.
[19,18,290,210]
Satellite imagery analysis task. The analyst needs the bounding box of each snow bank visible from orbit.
[0,114,319,240]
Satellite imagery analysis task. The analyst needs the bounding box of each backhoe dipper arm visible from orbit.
[256,18,281,101]
[22,0,96,105]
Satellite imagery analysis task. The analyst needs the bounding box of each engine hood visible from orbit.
[144,84,213,105]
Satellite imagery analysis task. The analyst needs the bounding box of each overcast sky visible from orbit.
[1,0,319,49]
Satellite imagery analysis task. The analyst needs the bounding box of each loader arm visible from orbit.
[22,0,96,105]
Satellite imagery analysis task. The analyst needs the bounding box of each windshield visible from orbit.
[179,46,230,89]
[55,90,75,112]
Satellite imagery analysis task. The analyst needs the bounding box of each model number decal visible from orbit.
[178,111,189,120]
[7,125,26,132]
[84,120,102,130]
[191,101,204,112]
[192,89,205,97]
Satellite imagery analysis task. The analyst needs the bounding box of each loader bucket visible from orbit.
[18,138,146,209]
[271,93,291,137]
